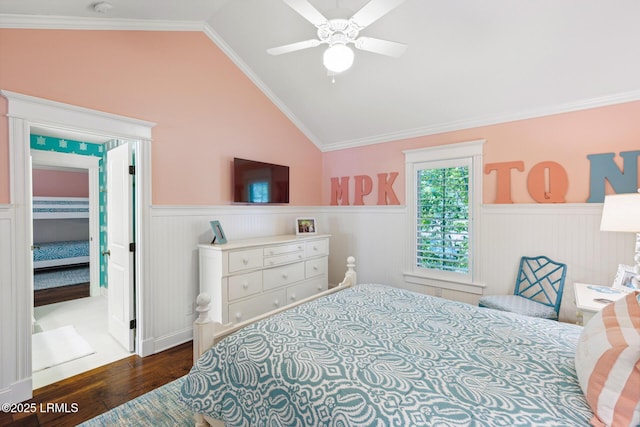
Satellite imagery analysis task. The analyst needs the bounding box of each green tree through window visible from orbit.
[416,166,469,273]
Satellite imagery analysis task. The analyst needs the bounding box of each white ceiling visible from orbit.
[2,0,640,151]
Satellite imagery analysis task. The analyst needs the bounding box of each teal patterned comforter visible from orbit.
[180,284,592,426]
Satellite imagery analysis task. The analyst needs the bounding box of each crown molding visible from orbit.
[321,90,640,152]
[0,13,204,31]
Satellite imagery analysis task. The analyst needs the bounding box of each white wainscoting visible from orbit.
[0,206,17,403]
[479,204,634,322]
[147,202,633,353]
[147,205,328,353]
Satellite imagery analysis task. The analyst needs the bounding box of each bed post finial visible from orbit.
[338,256,356,287]
[195,293,211,324]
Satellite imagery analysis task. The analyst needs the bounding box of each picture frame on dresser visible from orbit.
[612,264,637,291]
[209,220,227,244]
[296,218,317,235]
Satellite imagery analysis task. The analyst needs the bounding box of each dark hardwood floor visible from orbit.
[34,283,90,307]
[0,341,193,427]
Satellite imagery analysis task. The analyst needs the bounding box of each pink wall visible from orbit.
[0,29,322,205]
[32,169,88,197]
[322,102,640,204]
[0,29,637,207]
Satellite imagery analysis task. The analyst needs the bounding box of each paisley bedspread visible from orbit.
[180,284,592,426]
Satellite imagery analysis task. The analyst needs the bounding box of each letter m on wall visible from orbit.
[587,150,640,202]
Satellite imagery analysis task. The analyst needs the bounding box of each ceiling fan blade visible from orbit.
[351,0,406,28]
[282,0,328,27]
[267,39,321,55]
[354,36,407,57]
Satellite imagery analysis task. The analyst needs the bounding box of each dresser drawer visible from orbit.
[228,248,263,273]
[228,289,285,323]
[306,256,327,279]
[264,242,304,257]
[263,262,305,291]
[305,238,329,257]
[286,278,328,305]
[264,251,305,267]
[228,271,262,301]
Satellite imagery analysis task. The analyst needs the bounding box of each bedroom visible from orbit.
[0,0,639,423]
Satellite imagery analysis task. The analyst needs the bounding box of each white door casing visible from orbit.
[107,143,135,352]
[1,90,154,404]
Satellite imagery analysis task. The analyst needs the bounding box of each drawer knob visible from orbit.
[317,285,322,291]
[290,294,296,301]
[313,265,318,271]
[282,273,288,279]
[273,300,280,307]
[269,260,274,265]
[298,254,303,259]
[242,258,249,265]
[270,250,274,255]
[242,282,249,290]
[313,246,317,250]
[235,312,242,321]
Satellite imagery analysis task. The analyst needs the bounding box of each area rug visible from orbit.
[78,376,194,426]
[33,265,90,290]
[32,325,95,372]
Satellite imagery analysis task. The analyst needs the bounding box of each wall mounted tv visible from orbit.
[233,157,290,204]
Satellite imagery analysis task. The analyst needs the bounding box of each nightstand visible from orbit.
[574,283,628,325]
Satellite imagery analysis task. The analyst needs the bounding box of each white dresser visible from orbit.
[198,234,330,324]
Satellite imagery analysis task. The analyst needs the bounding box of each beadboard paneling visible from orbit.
[147,205,326,352]
[479,204,634,322]
[147,203,633,352]
[0,206,15,403]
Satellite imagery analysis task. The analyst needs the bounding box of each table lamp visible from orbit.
[600,190,640,289]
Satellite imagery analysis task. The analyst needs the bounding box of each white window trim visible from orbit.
[403,140,485,293]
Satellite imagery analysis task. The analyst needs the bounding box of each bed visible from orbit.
[180,258,640,427]
[32,197,91,305]
[32,196,90,219]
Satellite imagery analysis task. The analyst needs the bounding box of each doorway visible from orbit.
[29,143,131,388]
[2,90,155,404]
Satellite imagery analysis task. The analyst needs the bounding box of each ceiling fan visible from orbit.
[267,0,407,74]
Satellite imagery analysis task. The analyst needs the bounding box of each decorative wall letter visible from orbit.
[484,161,524,203]
[526,161,568,203]
[330,176,350,205]
[587,150,640,202]
[377,172,400,205]
[354,175,373,205]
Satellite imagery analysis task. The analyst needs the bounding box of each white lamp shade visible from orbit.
[600,192,640,232]
[323,44,354,73]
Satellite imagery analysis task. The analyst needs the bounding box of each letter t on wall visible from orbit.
[484,161,525,203]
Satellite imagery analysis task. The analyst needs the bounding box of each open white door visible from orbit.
[106,143,135,352]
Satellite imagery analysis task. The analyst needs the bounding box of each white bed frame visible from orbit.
[191,256,357,427]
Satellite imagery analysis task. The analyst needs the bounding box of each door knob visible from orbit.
[102,250,111,256]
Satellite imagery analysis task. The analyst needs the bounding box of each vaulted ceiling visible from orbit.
[2,0,639,151]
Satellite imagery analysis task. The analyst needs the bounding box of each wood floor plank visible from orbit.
[0,341,193,426]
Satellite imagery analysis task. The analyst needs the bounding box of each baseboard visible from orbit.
[0,378,32,404]
[151,327,193,355]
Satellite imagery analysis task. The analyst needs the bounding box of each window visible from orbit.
[416,161,469,274]
[404,140,483,287]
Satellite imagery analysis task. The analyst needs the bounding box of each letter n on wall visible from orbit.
[587,150,640,202]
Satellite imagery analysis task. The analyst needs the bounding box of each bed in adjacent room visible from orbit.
[180,258,640,427]
[32,196,91,306]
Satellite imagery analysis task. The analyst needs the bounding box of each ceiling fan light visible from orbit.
[323,44,354,73]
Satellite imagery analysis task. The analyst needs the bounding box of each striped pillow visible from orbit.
[575,291,640,427]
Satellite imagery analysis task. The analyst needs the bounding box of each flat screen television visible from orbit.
[233,157,290,204]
